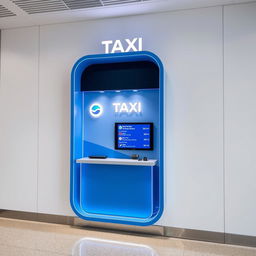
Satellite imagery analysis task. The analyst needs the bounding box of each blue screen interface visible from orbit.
[116,123,152,150]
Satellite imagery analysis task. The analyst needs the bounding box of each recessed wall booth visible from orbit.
[70,51,164,226]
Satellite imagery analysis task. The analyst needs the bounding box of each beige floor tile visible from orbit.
[0,226,36,249]
[0,218,255,256]
[0,218,56,232]
[35,251,68,256]
[183,239,256,256]
[34,230,57,252]
[0,245,37,256]
[54,233,84,255]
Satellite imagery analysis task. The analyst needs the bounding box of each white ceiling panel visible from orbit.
[63,0,102,9]
[0,4,16,18]
[11,0,68,14]
[0,0,255,29]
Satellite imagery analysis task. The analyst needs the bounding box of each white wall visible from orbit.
[162,7,223,232]
[224,2,256,237]
[37,6,224,232]
[0,3,256,236]
[0,27,39,212]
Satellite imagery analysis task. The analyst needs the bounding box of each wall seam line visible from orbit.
[222,5,226,242]
[0,30,1,91]
[36,25,40,214]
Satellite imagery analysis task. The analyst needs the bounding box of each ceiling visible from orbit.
[0,0,254,29]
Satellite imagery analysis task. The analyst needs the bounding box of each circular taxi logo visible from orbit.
[89,103,103,118]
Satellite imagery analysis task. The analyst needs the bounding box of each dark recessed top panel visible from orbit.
[81,61,159,91]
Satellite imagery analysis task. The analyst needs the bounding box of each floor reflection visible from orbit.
[72,238,158,256]
[1,218,256,256]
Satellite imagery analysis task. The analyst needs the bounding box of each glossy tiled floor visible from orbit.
[0,218,256,256]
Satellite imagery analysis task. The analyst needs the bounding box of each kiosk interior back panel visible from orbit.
[81,165,153,218]
[70,52,164,226]
[83,90,159,160]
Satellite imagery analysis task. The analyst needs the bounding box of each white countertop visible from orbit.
[76,157,157,166]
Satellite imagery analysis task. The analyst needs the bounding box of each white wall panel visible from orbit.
[38,7,224,232]
[162,7,224,232]
[0,27,38,212]
[224,2,256,236]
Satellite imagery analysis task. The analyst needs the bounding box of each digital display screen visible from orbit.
[115,123,153,150]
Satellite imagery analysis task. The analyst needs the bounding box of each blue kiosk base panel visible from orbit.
[80,164,154,219]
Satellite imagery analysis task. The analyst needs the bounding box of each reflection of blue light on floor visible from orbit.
[72,238,158,256]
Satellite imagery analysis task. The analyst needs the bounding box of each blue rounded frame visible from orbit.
[70,51,164,226]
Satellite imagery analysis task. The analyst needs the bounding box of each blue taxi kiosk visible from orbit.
[70,51,164,226]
